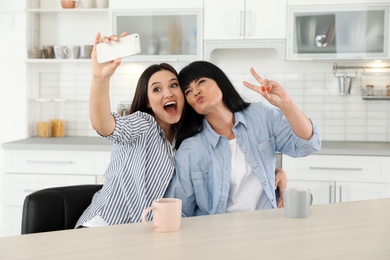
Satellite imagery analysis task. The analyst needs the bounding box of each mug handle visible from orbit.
[141,206,157,229]
[64,47,71,57]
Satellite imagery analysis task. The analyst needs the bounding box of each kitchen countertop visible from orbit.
[1,137,390,156]
[1,136,112,151]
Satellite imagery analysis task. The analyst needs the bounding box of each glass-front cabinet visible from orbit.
[286,5,389,60]
[112,10,202,61]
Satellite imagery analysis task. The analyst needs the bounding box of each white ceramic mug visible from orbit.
[54,46,68,59]
[64,45,80,59]
[141,198,182,232]
[96,0,108,8]
[80,0,94,8]
[284,187,313,218]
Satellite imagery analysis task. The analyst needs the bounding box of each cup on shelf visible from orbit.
[28,48,47,59]
[42,46,55,59]
[54,46,68,59]
[96,0,108,8]
[61,0,79,8]
[80,0,94,8]
[64,45,80,59]
[79,45,93,59]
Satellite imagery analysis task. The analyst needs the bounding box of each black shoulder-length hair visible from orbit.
[130,63,179,115]
[176,61,250,148]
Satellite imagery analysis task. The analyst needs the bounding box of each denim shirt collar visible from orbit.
[202,109,248,148]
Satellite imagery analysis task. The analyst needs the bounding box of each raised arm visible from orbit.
[89,32,126,136]
[243,68,313,140]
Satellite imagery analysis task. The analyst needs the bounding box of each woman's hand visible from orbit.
[243,67,291,109]
[275,167,287,208]
[91,32,127,80]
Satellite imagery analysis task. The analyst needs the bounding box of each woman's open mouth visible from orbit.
[164,101,178,115]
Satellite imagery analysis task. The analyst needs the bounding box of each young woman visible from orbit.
[75,32,185,227]
[165,61,321,217]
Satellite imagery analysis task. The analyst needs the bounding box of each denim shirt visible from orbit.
[165,102,321,217]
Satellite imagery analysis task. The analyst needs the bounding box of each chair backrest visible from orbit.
[21,184,102,234]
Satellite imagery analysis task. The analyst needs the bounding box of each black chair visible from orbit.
[21,184,102,234]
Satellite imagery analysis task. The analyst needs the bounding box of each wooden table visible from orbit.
[1,199,389,260]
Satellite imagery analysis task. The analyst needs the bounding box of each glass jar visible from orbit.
[35,99,51,137]
[366,85,374,96]
[51,99,65,137]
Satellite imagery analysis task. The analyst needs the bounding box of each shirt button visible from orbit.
[254,166,258,169]
[236,134,240,138]
[244,149,247,153]
[205,172,209,176]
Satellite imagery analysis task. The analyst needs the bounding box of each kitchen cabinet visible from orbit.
[283,154,390,205]
[286,4,390,60]
[111,10,202,62]
[203,0,287,40]
[1,149,110,237]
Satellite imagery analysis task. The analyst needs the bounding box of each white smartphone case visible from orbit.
[96,33,141,63]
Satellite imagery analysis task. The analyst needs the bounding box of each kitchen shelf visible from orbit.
[26,59,92,63]
[26,9,109,13]
[362,96,390,100]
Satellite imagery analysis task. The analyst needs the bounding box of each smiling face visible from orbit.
[184,77,223,115]
[147,70,184,130]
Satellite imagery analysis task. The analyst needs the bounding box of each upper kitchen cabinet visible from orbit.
[286,4,390,60]
[111,10,202,62]
[109,0,203,61]
[203,0,287,40]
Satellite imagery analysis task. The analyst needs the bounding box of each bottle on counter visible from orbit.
[35,99,51,138]
[51,99,65,137]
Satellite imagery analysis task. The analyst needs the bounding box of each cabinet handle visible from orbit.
[247,11,252,37]
[339,186,342,202]
[309,166,362,171]
[329,185,333,203]
[26,160,74,164]
[239,11,244,37]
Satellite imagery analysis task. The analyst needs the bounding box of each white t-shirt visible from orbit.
[226,138,264,213]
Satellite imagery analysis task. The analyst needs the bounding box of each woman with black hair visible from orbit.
[166,61,321,217]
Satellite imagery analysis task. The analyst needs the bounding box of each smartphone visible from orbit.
[96,33,141,63]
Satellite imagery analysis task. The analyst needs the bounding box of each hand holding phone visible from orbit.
[96,33,141,63]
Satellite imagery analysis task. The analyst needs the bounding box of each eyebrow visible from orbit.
[150,78,178,87]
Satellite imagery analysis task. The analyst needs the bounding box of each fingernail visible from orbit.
[267,87,271,91]
[261,86,266,92]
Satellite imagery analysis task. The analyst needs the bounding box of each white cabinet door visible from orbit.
[204,0,244,40]
[284,154,390,205]
[245,0,287,39]
[338,182,390,203]
[204,0,287,40]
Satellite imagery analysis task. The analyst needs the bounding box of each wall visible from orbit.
[0,0,28,237]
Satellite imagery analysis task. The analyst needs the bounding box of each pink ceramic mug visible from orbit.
[141,198,182,232]
[61,1,79,8]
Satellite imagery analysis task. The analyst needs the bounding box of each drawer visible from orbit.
[284,154,389,182]
[4,150,104,175]
[2,173,96,206]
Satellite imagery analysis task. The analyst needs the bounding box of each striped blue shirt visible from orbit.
[75,112,175,227]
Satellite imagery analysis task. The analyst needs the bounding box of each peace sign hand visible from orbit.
[243,67,291,108]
